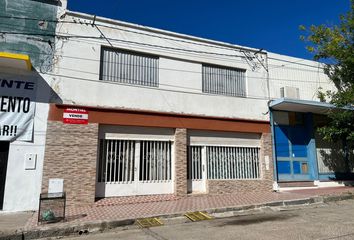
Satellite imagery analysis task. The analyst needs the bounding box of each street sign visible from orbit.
[63,108,88,124]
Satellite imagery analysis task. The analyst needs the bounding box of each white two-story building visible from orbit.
[39,3,342,208]
[1,0,348,212]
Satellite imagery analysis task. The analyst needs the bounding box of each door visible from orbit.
[275,125,312,181]
[0,141,10,210]
[187,146,207,194]
[96,139,173,197]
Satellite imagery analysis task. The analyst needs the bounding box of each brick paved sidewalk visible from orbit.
[23,186,354,231]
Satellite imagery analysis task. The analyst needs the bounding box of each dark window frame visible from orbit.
[99,46,159,87]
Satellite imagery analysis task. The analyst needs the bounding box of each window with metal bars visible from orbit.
[206,146,260,180]
[202,65,246,97]
[98,139,136,183]
[100,47,159,87]
[139,141,172,181]
[188,146,203,180]
[98,139,172,183]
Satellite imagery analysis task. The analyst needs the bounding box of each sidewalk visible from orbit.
[1,186,354,239]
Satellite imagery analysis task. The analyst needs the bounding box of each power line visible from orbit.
[0,27,331,95]
[43,72,270,101]
[43,70,330,101]
[53,65,330,85]
[0,16,328,70]
[1,46,332,85]
[1,30,248,59]
[0,14,265,55]
[268,56,326,70]
[1,28,321,74]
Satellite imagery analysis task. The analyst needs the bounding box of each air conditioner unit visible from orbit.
[280,86,300,99]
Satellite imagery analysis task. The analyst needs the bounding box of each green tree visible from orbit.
[300,1,354,172]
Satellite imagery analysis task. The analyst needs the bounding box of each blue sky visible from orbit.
[68,1,350,60]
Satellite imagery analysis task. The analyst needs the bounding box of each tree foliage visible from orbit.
[300,1,354,147]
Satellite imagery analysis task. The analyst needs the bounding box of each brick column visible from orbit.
[174,128,187,196]
[260,132,274,184]
[42,121,99,206]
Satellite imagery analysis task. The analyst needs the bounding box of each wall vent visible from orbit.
[280,86,300,99]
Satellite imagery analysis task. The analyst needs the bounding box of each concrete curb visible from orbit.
[1,193,353,240]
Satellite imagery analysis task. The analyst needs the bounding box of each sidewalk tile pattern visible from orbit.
[25,186,354,231]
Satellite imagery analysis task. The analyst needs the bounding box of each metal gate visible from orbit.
[187,146,207,193]
[188,145,260,193]
[206,146,260,180]
[96,139,173,197]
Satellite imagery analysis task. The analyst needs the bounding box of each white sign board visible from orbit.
[0,77,36,141]
[48,178,64,193]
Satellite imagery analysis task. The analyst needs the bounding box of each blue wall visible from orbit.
[273,112,319,181]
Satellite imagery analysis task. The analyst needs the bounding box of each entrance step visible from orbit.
[278,181,315,188]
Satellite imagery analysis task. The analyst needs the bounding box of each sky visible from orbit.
[68,0,350,60]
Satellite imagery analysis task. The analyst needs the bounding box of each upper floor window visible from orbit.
[202,65,246,97]
[100,47,159,87]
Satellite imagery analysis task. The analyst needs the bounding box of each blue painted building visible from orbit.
[270,98,354,187]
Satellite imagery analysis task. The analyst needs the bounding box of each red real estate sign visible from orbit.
[63,108,88,124]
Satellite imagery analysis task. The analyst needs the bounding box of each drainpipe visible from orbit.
[265,53,270,100]
[265,53,278,191]
[268,103,279,191]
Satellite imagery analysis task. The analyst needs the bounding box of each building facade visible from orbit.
[1,0,349,212]
[39,8,339,207]
[41,10,275,206]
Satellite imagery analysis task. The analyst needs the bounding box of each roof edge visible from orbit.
[269,98,334,109]
[65,10,267,54]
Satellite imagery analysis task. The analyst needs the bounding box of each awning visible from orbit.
[269,98,334,114]
[0,52,32,71]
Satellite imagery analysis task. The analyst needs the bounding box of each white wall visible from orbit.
[0,9,335,212]
[1,7,335,213]
[0,67,50,212]
[52,12,270,121]
[3,103,48,212]
[52,12,335,124]
[268,52,335,101]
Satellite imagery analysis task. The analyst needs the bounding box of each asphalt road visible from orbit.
[59,200,354,240]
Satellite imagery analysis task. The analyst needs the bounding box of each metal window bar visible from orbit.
[202,65,246,97]
[139,141,172,182]
[98,139,135,183]
[101,48,159,87]
[188,146,203,180]
[206,146,260,180]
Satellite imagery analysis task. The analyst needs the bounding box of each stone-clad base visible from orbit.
[207,132,274,194]
[208,180,273,194]
[41,121,273,206]
[41,121,98,206]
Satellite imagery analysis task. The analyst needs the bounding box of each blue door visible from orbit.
[274,124,313,181]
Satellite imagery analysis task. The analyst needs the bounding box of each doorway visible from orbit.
[0,141,10,210]
[274,124,313,181]
[187,146,207,194]
[96,139,174,197]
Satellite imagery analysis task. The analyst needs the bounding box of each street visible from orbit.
[58,199,354,240]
